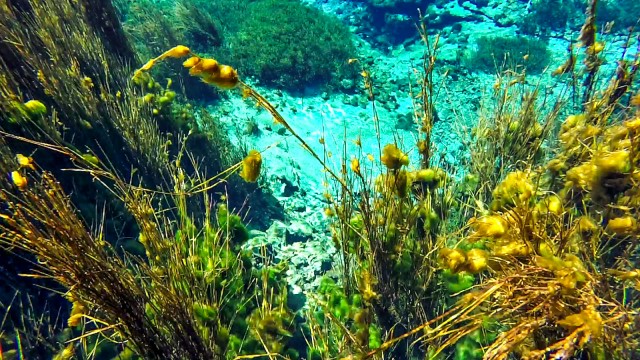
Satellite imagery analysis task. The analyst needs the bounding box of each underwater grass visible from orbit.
[0,0,639,359]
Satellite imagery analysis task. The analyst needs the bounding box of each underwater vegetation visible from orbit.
[228,0,356,90]
[464,35,550,74]
[117,0,356,92]
[0,0,639,360]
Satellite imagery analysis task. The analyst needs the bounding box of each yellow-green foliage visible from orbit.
[309,277,381,357]
[380,143,409,170]
[430,65,640,357]
[466,70,558,205]
[490,170,535,210]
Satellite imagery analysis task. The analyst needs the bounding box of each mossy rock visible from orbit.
[228,0,356,90]
[598,0,640,31]
[464,35,550,74]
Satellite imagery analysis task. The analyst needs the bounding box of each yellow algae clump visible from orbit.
[240,150,262,183]
[183,56,201,68]
[471,215,508,239]
[439,248,467,272]
[491,171,534,210]
[606,216,637,235]
[184,57,239,90]
[605,125,629,142]
[201,59,221,73]
[414,168,436,183]
[586,41,605,55]
[594,150,631,175]
[11,170,27,190]
[191,58,220,76]
[559,113,602,150]
[542,195,563,214]
[623,117,640,132]
[16,154,35,170]
[23,99,47,116]
[465,249,488,273]
[557,307,602,337]
[142,94,155,104]
[576,216,598,233]
[493,240,530,257]
[350,158,361,175]
[534,195,563,219]
[67,300,86,327]
[138,59,156,72]
[565,163,597,191]
[562,114,584,129]
[381,144,409,170]
[439,248,488,274]
[210,65,239,90]
[539,254,588,291]
[163,45,191,59]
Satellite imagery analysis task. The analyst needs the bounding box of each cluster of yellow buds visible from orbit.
[182,55,239,90]
[134,45,239,90]
[439,248,488,274]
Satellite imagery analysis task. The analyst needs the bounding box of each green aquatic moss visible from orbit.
[364,0,428,11]
[229,0,356,90]
[368,324,382,349]
[598,0,640,30]
[442,269,475,294]
[465,35,550,74]
[454,335,484,360]
[217,204,249,245]
[454,318,500,360]
[307,348,324,360]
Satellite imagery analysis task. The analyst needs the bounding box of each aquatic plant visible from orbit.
[371,2,640,359]
[1,0,639,359]
[0,131,300,359]
[465,35,551,74]
[305,22,457,359]
[119,0,355,92]
[229,0,356,90]
[518,0,581,34]
[305,2,639,360]
[0,0,283,357]
[175,1,223,51]
[462,69,562,205]
[598,0,640,31]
